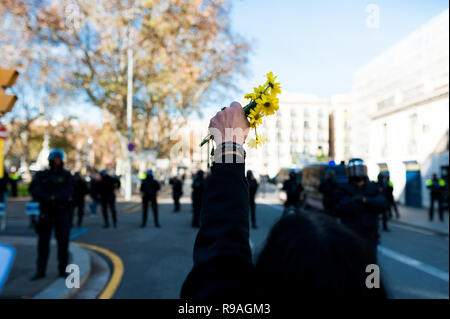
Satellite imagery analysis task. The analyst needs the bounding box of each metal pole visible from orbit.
[125,23,134,201]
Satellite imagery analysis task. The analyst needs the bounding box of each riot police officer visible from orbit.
[319,168,339,217]
[169,176,183,212]
[71,172,88,227]
[282,170,302,217]
[427,173,446,222]
[376,172,390,232]
[336,159,387,261]
[191,170,205,228]
[98,169,118,228]
[140,170,161,227]
[30,149,74,280]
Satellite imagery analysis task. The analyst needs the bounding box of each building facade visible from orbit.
[351,9,449,207]
[246,92,330,177]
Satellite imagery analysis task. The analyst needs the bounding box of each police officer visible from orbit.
[427,173,446,222]
[383,174,399,219]
[8,167,20,197]
[282,169,302,217]
[336,159,387,261]
[319,168,339,217]
[247,170,259,228]
[98,169,118,228]
[71,172,88,227]
[169,175,183,212]
[191,170,205,228]
[30,149,74,280]
[376,172,390,232]
[140,170,161,228]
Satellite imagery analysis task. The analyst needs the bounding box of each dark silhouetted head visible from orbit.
[255,213,387,299]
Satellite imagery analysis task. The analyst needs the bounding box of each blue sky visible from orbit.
[224,0,448,102]
[50,0,449,123]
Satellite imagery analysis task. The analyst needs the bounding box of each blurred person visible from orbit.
[89,172,102,216]
[246,170,258,228]
[169,175,183,212]
[71,172,88,227]
[98,169,118,228]
[426,174,446,222]
[181,102,386,300]
[281,169,303,217]
[140,170,161,228]
[335,159,387,261]
[28,171,39,230]
[191,170,205,228]
[384,174,399,219]
[376,173,390,232]
[319,168,339,217]
[8,167,20,197]
[30,149,74,280]
[0,168,8,203]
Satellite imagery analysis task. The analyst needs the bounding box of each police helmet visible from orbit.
[146,170,153,176]
[348,158,366,178]
[99,169,108,175]
[48,149,66,162]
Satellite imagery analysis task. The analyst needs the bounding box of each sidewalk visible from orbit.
[393,205,449,236]
[0,236,90,299]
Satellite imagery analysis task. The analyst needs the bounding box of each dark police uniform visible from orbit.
[71,174,88,227]
[336,179,387,260]
[427,177,446,221]
[319,176,340,217]
[99,174,119,228]
[140,175,161,227]
[32,167,74,277]
[170,177,183,212]
[282,174,302,216]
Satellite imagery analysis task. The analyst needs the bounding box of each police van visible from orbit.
[301,163,348,211]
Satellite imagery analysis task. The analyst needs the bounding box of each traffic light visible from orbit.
[0,66,19,115]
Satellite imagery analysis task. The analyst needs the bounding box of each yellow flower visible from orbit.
[253,85,266,99]
[244,93,257,100]
[248,134,268,149]
[266,72,281,95]
[256,94,279,116]
[248,106,264,127]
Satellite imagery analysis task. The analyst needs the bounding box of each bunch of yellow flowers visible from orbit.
[200,72,281,149]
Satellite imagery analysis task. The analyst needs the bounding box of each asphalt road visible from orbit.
[73,193,449,299]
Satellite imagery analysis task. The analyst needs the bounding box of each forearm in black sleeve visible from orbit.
[181,162,254,299]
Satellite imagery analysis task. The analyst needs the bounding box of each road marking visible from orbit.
[70,228,89,239]
[265,203,449,283]
[74,242,124,299]
[378,246,449,283]
[389,223,436,236]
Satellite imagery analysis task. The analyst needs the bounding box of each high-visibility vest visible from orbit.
[439,179,446,187]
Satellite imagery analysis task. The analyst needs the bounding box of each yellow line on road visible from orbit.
[74,242,124,299]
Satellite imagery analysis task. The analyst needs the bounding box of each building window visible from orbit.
[377,96,395,111]
[408,113,417,154]
[304,120,309,129]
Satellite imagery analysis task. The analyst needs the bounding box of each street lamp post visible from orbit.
[125,22,134,201]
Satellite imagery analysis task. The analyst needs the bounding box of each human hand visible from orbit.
[208,101,250,146]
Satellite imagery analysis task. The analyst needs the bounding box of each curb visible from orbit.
[390,219,449,237]
[33,243,91,299]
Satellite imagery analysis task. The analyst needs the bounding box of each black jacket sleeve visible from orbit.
[180,162,254,299]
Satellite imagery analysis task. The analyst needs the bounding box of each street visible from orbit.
[67,189,449,299]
